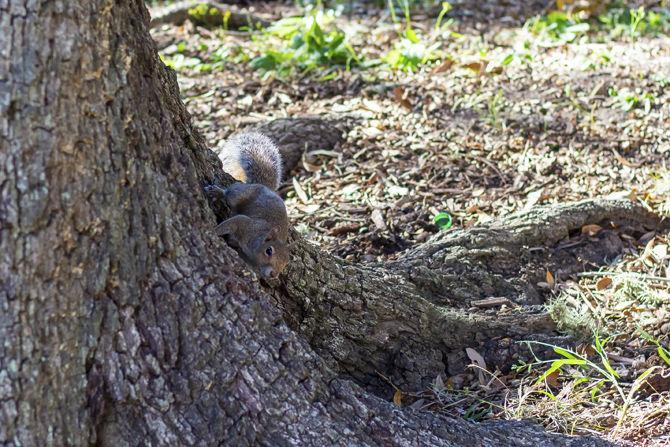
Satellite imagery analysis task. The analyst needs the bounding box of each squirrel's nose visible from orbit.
[269,270,277,278]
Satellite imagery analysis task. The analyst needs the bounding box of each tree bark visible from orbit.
[1,1,658,445]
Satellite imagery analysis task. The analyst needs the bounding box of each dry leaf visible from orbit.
[581,224,602,236]
[465,347,487,385]
[653,244,668,261]
[292,178,309,204]
[463,60,485,74]
[546,271,555,286]
[596,276,613,290]
[642,237,656,262]
[431,59,454,74]
[434,373,445,392]
[409,398,425,410]
[545,370,560,388]
[329,222,360,236]
[392,87,412,110]
[577,343,596,357]
[300,204,320,214]
[371,209,387,231]
[393,389,402,407]
[523,189,544,212]
[361,98,384,114]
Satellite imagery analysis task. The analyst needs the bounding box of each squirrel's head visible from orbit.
[254,228,289,279]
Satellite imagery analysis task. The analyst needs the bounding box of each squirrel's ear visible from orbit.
[265,227,278,241]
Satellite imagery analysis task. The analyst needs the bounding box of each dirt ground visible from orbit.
[150,1,670,444]
[151,0,668,262]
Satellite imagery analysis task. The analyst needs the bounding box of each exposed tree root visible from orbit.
[149,0,270,29]
[253,117,346,178]
[279,199,663,393]
[2,0,643,444]
[205,119,667,398]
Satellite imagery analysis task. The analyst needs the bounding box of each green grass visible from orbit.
[599,5,670,38]
[525,4,670,45]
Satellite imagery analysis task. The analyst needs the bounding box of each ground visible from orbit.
[149,1,670,445]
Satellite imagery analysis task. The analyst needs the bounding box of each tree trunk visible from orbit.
[1,1,660,445]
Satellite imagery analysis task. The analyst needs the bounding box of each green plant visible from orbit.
[526,11,590,45]
[638,329,670,367]
[608,86,655,113]
[485,89,504,129]
[384,29,442,72]
[250,8,358,77]
[383,1,452,72]
[187,3,233,28]
[160,53,211,72]
[599,5,670,38]
[525,335,625,398]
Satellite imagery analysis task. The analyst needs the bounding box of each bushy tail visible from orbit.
[219,132,283,190]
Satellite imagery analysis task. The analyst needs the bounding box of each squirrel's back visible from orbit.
[219,132,282,190]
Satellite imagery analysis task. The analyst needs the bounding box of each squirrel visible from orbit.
[206,132,289,279]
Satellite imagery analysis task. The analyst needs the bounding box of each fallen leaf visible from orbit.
[577,343,596,357]
[486,65,504,75]
[300,204,320,214]
[653,244,668,262]
[409,398,425,409]
[393,389,403,407]
[362,126,382,137]
[371,209,387,231]
[434,374,445,392]
[431,58,454,74]
[466,347,487,385]
[329,223,360,236]
[581,224,602,236]
[292,178,309,204]
[523,189,544,212]
[361,99,384,114]
[545,370,560,388]
[596,276,613,290]
[392,87,412,110]
[642,238,656,262]
[546,271,555,287]
[463,60,485,74]
[387,185,409,197]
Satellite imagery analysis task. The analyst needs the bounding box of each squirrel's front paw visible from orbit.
[204,184,226,201]
[204,184,229,221]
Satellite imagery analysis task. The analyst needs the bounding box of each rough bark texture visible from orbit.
[1,1,659,446]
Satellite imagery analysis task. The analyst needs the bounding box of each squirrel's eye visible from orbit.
[265,246,274,257]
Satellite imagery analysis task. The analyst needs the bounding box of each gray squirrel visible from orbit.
[206,132,289,279]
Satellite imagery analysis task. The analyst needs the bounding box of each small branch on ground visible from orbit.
[149,1,270,29]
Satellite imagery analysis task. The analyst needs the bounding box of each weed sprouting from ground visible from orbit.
[383,1,454,72]
[524,3,670,46]
[528,234,670,444]
[250,8,358,77]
